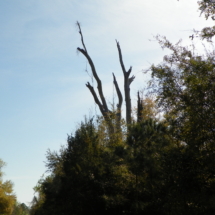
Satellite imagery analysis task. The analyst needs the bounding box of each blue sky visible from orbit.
[0,0,213,205]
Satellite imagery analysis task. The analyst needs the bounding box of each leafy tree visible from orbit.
[197,0,215,40]
[149,35,215,214]
[150,35,215,149]
[176,0,215,40]
[0,159,16,215]
[135,92,159,122]
[30,118,132,215]
[30,112,175,215]
[31,4,215,213]
[12,202,29,215]
[126,118,173,214]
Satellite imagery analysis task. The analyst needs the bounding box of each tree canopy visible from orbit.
[30,1,215,214]
[0,159,16,215]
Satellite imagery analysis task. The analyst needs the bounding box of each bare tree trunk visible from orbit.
[77,22,117,133]
[112,73,123,132]
[116,40,135,125]
[76,22,134,132]
[137,91,143,122]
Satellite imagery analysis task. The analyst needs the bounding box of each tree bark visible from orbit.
[77,22,115,133]
[116,40,135,125]
[137,91,143,122]
[112,73,123,131]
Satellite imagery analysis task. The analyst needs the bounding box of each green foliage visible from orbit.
[30,77,215,215]
[133,94,159,121]
[30,67,215,214]
[0,159,16,215]
[198,0,215,20]
[12,202,29,215]
[30,117,173,215]
[149,35,215,214]
[194,0,215,40]
[126,119,173,214]
[161,145,215,214]
[30,2,215,213]
[30,118,130,215]
[150,36,215,149]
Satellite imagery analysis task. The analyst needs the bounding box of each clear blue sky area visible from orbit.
[0,0,213,205]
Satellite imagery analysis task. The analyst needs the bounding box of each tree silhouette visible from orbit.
[76,22,135,132]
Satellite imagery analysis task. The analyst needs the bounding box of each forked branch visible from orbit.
[77,22,109,115]
[116,40,135,125]
[77,23,135,132]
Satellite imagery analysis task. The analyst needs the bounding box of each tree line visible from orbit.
[1,0,215,214]
[0,159,30,215]
[29,1,215,214]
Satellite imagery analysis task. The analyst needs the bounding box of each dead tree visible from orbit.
[137,91,144,122]
[116,40,135,125]
[76,22,135,132]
